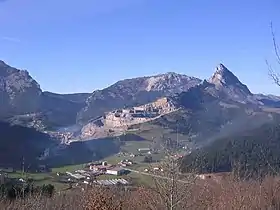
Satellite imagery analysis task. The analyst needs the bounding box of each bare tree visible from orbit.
[142,138,204,210]
[267,22,280,86]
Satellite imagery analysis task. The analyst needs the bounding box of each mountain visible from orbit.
[2,59,280,170]
[0,60,89,129]
[2,59,280,148]
[77,72,201,124]
[77,63,279,148]
[151,64,277,145]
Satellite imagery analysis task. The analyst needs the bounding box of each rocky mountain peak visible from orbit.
[209,63,239,86]
[207,63,252,100]
[209,64,250,91]
[216,63,228,72]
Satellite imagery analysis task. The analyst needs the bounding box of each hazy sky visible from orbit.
[0,0,280,94]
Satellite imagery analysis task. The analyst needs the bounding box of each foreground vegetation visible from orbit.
[1,175,280,209]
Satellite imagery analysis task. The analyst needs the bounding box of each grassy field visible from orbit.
[121,140,152,153]
[5,171,68,190]
[52,164,86,173]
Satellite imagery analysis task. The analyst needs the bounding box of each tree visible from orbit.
[267,22,280,85]
[41,184,55,197]
[140,133,203,210]
[141,153,202,210]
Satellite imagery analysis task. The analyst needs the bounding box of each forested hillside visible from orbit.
[180,116,280,177]
[0,121,53,169]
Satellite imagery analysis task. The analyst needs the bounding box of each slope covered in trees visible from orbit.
[0,121,54,169]
[180,116,280,177]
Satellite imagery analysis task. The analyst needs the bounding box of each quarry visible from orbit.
[80,97,179,139]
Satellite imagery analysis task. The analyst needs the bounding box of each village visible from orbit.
[60,160,131,186]
[55,147,169,187]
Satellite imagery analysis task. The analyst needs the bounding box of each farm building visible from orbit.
[106,167,127,176]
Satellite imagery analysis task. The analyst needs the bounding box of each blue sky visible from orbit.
[0,0,280,94]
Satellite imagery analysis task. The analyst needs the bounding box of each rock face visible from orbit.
[0,61,42,118]
[77,72,201,124]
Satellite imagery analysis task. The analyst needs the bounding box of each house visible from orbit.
[90,165,107,171]
[106,167,127,176]
[89,162,110,171]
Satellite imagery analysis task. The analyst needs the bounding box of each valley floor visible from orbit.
[3,139,171,191]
